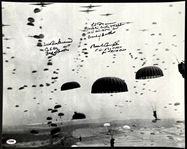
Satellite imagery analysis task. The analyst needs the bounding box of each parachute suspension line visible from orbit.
[170,50,180,64]
[151,102,157,111]
[174,54,180,64]
[150,102,154,111]
[154,95,157,111]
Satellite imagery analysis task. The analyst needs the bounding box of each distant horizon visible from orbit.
[2,117,185,128]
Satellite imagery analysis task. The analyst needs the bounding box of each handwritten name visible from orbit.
[42,38,73,56]
[91,22,125,30]
[90,40,120,48]
[90,40,126,54]
[88,30,116,41]
[43,38,73,46]
[84,22,125,41]
[45,47,69,56]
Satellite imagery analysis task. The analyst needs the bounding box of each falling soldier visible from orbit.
[153,110,161,122]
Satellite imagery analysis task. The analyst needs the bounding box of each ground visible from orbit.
[2,118,185,148]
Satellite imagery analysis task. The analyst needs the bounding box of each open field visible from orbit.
[2,118,185,148]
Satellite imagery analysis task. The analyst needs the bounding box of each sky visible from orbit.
[2,1,185,126]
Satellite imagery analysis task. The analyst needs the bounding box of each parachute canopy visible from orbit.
[72,112,86,120]
[30,130,39,134]
[51,123,57,127]
[51,109,58,113]
[27,22,34,26]
[117,104,124,107]
[123,125,130,129]
[103,123,110,127]
[47,121,52,125]
[32,34,44,39]
[58,113,64,118]
[46,117,52,120]
[136,66,164,79]
[71,145,78,147]
[91,77,128,93]
[34,8,41,13]
[37,42,42,47]
[174,102,180,106]
[61,81,80,91]
[54,105,61,109]
[28,17,35,22]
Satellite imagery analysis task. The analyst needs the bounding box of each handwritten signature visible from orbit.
[90,40,126,54]
[42,38,73,56]
[43,38,73,46]
[90,40,120,48]
[88,30,116,41]
[45,47,69,56]
[84,22,125,40]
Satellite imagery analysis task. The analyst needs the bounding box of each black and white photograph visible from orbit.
[1,1,185,148]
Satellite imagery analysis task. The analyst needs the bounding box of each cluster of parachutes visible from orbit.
[62,66,164,94]
[26,64,182,144]
[103,122,131,136]
[59,66,165,124]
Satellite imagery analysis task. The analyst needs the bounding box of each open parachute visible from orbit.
[72,112,86,120]
[61,81,80,91]
[135,66,164,120]
[91,77,128,93]
[135,66,164,79]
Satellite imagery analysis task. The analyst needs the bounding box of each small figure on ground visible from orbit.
[110,137,115,147]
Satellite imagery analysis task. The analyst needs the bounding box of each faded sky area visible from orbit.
[2,2,185,126]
